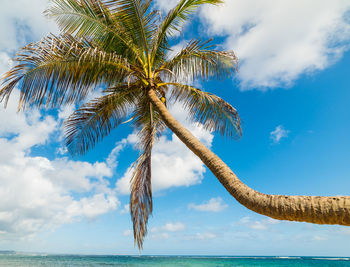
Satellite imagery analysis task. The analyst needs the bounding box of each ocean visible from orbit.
[0,255,349,266]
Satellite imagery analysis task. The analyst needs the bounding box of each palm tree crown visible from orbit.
[0,0,242,249]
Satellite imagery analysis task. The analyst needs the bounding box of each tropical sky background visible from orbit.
[0,0,350,256]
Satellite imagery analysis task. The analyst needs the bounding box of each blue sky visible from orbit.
[0,0,350,256]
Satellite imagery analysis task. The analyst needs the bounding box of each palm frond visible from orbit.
[130,89,167,249]
[170,83,242,138]
[130,123,155,249]
[46,0,141,61]
[105,0,159,64]
[0,34,131,110]
[65,85,140,155]
[151,0,223,64]
[159,39,238,82]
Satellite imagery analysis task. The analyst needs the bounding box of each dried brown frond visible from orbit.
[129,91,166,249]
[130,125,154,249]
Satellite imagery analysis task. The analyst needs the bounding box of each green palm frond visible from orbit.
[170,83,242,138]
[65,85,140,155]
[151,0,223,64]
[106,0,157,58]
[0,34,131,110]
[46,0,141,61]
[159,39,238,82]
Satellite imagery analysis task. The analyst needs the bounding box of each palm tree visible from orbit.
[1,0,349,249]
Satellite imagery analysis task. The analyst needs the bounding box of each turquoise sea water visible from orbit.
[0,255,349,267]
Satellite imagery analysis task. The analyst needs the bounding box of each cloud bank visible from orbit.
[0,90,119,239]
[155,0,350,89]
[0,0,57,54]
[201,0,350,89]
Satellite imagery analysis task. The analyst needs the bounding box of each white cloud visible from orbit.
[200,0,350,89]
[0,91,120,239]
[188,197,228,212]
[0,1,125,240]
[106,140,127,169]
[270,125,290,144]
[239,216,280,231]
[150,232,170,240]
[0,0,57,54]
[115,167,133,195]
[0,52,12,76]
[149,225,171,240]
[123,229,132,237]
[116,102,213,194]
[57,105,76,122]
[154,0,178,13]
[150,131,207,191]
[120,204,130,215]
[196,232,216,240]
[167,40,189,60]
[239,216,251,224]
[162,222,185,232]
[150,227,158,233]
[250,221,268,230]
[337,228,350,235]
[313,235,328,241]
[265,218,280,225]
[186,232,217,240]
[148,222,185,240]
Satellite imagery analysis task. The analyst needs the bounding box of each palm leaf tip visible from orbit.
[130,152,153,250]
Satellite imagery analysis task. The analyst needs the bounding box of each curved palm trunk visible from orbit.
[148,88,350,226]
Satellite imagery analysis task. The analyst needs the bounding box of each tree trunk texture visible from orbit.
[148,88,350,226]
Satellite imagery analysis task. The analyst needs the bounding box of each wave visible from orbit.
[312,257,350,261]
[275,257,301,259]
[171,256,303,260]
